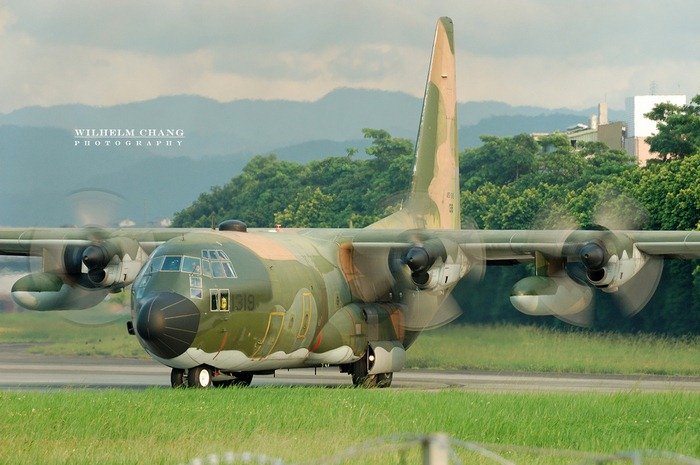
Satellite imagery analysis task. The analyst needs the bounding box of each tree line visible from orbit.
[173,99,700,335]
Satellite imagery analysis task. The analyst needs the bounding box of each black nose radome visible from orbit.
[136,292,200,359]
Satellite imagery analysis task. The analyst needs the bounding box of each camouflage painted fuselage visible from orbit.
[131,228,405,372]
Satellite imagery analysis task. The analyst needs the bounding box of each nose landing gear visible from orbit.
[187,366,213,388]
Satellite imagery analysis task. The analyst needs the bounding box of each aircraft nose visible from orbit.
[136,292,200,359]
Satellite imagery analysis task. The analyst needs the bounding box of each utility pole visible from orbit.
[422,433,450,465]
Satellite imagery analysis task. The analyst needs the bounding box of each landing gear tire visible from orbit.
[187,366,213,388]
[349,357,393,388]
[351,372,393,388]
[170,368,186,388]
[376,372,393,388]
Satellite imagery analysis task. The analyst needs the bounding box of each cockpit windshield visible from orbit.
[141,249,236,279]
[134,249,238,302]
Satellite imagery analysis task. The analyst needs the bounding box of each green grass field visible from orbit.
[0,306,144,358]
[0,389,697,465]
[0,388,700,464]
[407,325,700,376]
[1,311,698,464]
[0,309,698,376]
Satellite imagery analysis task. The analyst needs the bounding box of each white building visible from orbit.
[625,95,686,165]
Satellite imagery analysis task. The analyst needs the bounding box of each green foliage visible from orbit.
[173,128,698,334]
[626,153,700,230]
[172,129,414,228]
[460,134,537,190]
[274,187,336,228]
[645,94,700,160]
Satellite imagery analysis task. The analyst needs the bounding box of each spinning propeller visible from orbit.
[515,193,663,327]
[388,225,485,334]
[25,189,147,326]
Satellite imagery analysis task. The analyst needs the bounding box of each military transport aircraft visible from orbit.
[1,17,698,388]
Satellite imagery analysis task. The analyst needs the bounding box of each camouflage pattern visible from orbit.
[1,17,699,387]
[371,17,460,231]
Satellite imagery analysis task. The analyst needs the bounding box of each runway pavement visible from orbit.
[0,345,698,392]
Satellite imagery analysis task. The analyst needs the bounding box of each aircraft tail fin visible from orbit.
[370,17,460,230]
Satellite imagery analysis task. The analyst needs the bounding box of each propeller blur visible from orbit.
[1,18,699,388]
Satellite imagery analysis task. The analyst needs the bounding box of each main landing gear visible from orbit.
[343,352,393,388]
[170,367,253,389]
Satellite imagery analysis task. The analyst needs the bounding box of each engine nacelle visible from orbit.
[11,272,109,311]
[403,238,470,291]
[577,239,653,293]
[510,275,593,316]
[80,237,149,288]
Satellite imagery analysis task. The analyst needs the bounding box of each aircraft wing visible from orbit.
[456,229,700,262]
[348,228,700,261]
[347,227,699,325]
[0,227,195,257]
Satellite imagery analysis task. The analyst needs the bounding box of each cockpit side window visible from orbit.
[222,262,236,278]
[211,261,226,278]
[147,256,165,274]
[182,256,202,274]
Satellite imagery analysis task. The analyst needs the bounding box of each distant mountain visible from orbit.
[0,125,247,226]
[0,89,626,225]
[0,89,624,158]
[273,139,372,163]
[0,90,419,159]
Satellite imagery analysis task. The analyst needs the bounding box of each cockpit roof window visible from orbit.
[161,256,182,272]
[223,262,236,278]
[211,261,226,278]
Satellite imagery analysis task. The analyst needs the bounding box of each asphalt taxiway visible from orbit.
[0,345,698,392]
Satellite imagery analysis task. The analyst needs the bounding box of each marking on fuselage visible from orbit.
[310,333,323,352]
[251,311,286,359]
[221,232,296,261]
[213,332,229,360]
[297,292,313,340]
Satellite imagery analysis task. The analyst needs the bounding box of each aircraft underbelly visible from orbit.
[153,345,359,371]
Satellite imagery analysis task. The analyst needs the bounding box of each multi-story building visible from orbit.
[624,95,686,165]
[534,103,626,153]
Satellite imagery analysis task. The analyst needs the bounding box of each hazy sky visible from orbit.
[1,0,698,113]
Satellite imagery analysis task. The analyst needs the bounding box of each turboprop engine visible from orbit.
[11,236,148,311]
[392,237,470,292]
[509,230,663,323]
[78,237,149,287]
[576,239,659,292]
